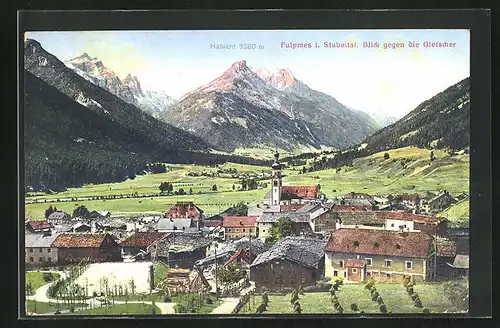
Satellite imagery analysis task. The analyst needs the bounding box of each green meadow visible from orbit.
[26,147,469,222]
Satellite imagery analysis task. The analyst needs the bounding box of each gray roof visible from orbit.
[156,234,212,256]
[48,212,70,220]
[295,202,322,213]
[25,233,59,248]
[342,198,373,206]
[451,254,469,269]
[257,212,310,223]
[337,212,385,226]
[157,218,192,231]
[251,236,326,269]
[247,205,266,217]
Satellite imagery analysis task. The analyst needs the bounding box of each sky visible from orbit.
[26,29,469,118]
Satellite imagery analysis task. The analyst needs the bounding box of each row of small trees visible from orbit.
[402,276,426,310]
[364,277,389,313]
[290,285,304,314]
[255,292,269,314]
[329,278,344,313]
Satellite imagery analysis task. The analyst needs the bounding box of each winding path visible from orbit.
[25,270,176,315]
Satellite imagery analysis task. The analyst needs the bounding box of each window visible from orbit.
[405,261,413,269]
[243,229,246,232]
[352,268,358,273]
[39,248,43,253]
[385,260,392,268]
[333,270,338,277]
[301,274,307,283]
[47,248,51,253]
[39,257,43,262]
[261,275,267,283]
[29,257,33,262]
[344,271,347,278]
[391,223,395,227]
[339,260,344,268]
[291,275,297,283]
[356,255,360,259]
[365,258,372,266]
[29,248,33,253]
[276,275,282,284]
[273,180,278,187]
[386,273,391,279]
[47,257,51,263]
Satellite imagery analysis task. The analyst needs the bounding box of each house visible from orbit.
[25,232,59,267]
[395,194,421,209]
[264,150,320,206]
[250,236,326,291]
[222,216,257,240]
[222,237,271,268]
[25,220,53,234]
[324,229,435,283]
[435,236,457,280]
[256,212,312,241]
[343,192,373,200]
[279,204,307,212]
[421,191,454,214]
[71,222,92,233]
[157,218,194,233]
[334,212,386,230]
[155,234,212,269]
[375,212,445,236]
[164,202,205,229]
[446,254,469,278]
[120,231,170,259]
[47,211,71,225]
[88,210,105,219]
[52,233,121,264]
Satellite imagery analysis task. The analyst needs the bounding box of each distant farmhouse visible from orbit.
[52,233,121,264]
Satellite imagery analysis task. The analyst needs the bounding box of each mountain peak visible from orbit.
[230,60,248,72]
[255,67,297,89]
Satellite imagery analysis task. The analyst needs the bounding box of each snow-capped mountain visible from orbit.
[355,109,399,128]
[65,54,177,117]
[160,60,378,152]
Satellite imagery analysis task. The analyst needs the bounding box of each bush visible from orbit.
[205,298,213,304]
[410,276,416,285]
[370,286,377,294]
[174,304,187,313]
[43,272,54,283]
[407,286,414,295]
[163,295,172,302]
[376,296,384,305]
[379,304,388,313]
[422,308,430,314]
[54,310,61,315]
[350,303,359,312]
[298,285,304,295]
[371,291,380,301]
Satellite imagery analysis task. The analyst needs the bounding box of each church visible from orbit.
[263,150,323,206]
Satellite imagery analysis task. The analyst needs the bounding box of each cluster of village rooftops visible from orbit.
[25,152,469,291]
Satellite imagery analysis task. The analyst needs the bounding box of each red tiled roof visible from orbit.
[224,249,242,266]
[26,220,53,230]
[279,204,306,212]
[166,202,203,220]
[397,194,420,201]
[343,192,372,199]
[375,212,440,224]
[52,233,114,248]
[120,232,170,247]
[223,216,257,228]
[282,186,318,199]
[344,259,366,268]
[325,229,433,258]
[203,220,223,228]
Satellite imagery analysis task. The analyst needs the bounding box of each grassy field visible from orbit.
[25,271,60,295]
[171,293,220,314]
[72,303,161,315]
[26,300,87,314]
[241,282,465,314]
[25,147,469,221]
[437,199,469,227]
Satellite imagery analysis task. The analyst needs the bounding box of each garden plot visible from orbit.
[75,262,153,295]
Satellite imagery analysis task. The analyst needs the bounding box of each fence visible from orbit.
[231,282,256,314]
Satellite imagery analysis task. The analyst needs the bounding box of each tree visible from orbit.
[189,188,193,195]
[178,188,186,195]
[384,153,390,160]
[212,184,218,192]
[430,151,436,161]
[232,184,235,191]
[235,202,248,216]
[269,217,296,241]
[45,205,55,219]
[72,205,89,219]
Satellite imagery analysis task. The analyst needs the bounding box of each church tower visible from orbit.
[271,149,282,205]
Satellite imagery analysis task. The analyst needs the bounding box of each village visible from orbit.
[24,151,469,315]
